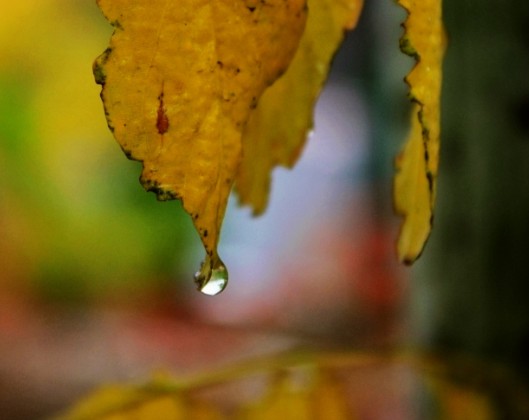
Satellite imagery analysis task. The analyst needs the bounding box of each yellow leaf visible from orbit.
[94,0,307,293]
[58,384,226,420]
[56,385,151,419]
[237,373,312,419]
[394,106,432,263]
[312,371,356,420]
[237,369,355,420]
[429,379,496,420]
[394,0,445,263]
[118,396,187,420]
[236,0,364,214]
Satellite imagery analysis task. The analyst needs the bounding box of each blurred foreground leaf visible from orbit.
[58,384,221,420]
[60,356,357,420]
[60,351,529,419]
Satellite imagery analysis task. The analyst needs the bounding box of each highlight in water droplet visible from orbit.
[194,255,228,296]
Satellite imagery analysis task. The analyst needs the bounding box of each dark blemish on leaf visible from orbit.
[217,60,224,68]
[426,170,434,193]
[247,6,256,12]
[122,148,133,160]
[93,61,106,85]
[111,19,123,30]
[223,92,236,102]
[403,257,414,266]
[141,178,178,201]
[296,3,308,18]
[422,126,430,141]
[399,36,418,58]
[93,48,112,85]
[250,96,258,109]
[203,230,208,237]
[140,177,155,189]
[155,189,178,201]
[157,85,169,134]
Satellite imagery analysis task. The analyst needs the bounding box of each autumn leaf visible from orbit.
[58,384,224,420]
[59,362,356,420]
[94,0,307,294]
[394,0,445,264]
[239,370,353,420]
[236,0,364,214]
[61,352,513,419]
[429,379,496,420]
[94,0,441,287]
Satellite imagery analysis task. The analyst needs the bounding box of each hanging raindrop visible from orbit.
[194,255,228,296]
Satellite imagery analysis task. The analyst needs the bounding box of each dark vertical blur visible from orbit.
[411,0,529,384]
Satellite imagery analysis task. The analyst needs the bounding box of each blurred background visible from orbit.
[1,0,528,418]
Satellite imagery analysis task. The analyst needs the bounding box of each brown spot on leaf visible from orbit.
[156,87,169,134]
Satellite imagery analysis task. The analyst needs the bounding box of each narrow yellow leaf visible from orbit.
[394,106,432,263]
[236,0,364,214]
[394,0,445,263]
[94,0,307,292]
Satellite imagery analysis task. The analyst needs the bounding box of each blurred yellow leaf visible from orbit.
[237,369,354,419]
[94,0,307,292]
[61,352,523,420]
[394,0,445,263]
[118,396,186,420]
[238,373,313,419]
[59,384,225,420]
[236,0,364,214]
[58,364,356,419]
[312,371,355,420]
[57,385,153,419]
[430,379,496,420]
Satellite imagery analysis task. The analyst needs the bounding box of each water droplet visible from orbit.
[194,256,228,296]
